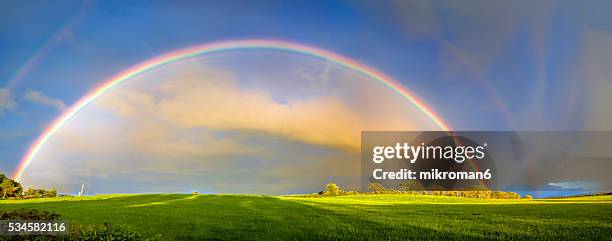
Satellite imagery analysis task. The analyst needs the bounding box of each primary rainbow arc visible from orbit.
[12,39,451,181]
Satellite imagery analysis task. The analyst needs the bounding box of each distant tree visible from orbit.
[24,187,35,196]
[324,183,341,196]
[461,185,489,191]
[368,183,385,192]
[36,189,46,197]
[399,180,425,191]
[524,194,533,199]
[20,187,57,198]
[47,188,57,198]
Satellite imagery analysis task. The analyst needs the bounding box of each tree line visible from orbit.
[315,181,531,199]
[0,173,57,199]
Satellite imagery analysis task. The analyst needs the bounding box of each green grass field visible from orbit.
[1,194,611,240]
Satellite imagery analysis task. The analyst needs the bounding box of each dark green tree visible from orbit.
[47,188,58,197]
[399,180,425,191]
[368,182,386,192]
[1,178,22,198]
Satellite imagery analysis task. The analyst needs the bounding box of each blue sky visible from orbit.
[1,1,612,194]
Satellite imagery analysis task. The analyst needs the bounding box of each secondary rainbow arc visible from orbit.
[12,39,451,182]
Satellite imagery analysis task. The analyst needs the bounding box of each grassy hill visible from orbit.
[1,194,611,240]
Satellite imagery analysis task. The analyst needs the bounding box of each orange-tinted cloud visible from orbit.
[22,59,440,194]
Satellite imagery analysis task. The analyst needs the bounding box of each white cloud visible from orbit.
[547,181,599,190]
[0,88,17,115]
[24,89,67,111]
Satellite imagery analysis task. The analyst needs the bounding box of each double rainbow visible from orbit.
[12,39,451,181]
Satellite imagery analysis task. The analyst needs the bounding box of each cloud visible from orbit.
[294,61,333,92]
[0,88,17,115]
[22,59,439,194]
[99,63,435,150]
[156,77,364,149]
[547,181,599,190]
[24,89,67,111]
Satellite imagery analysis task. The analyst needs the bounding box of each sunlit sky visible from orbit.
[1,1,612,194]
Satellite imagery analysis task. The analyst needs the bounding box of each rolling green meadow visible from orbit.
[1,194,611,240]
